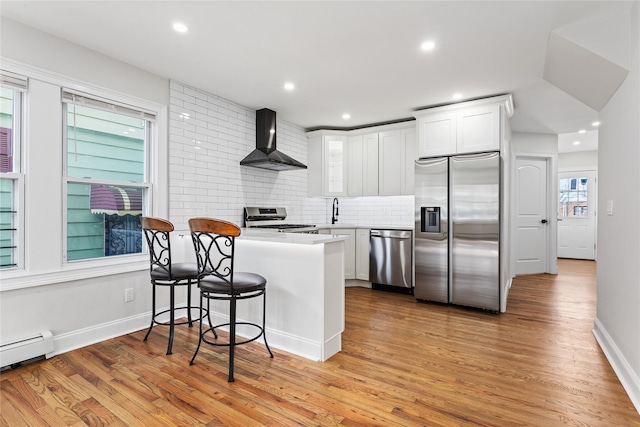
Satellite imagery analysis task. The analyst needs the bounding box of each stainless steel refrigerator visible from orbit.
[414,152,500,311]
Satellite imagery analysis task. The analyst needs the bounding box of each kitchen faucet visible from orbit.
[331,198,339,224]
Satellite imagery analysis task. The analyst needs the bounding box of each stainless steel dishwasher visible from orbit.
[369,229,413,292]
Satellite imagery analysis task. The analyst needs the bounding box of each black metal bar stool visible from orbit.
[140,217,206,355]
[188,217,273,382]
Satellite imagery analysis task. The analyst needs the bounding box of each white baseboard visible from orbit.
[53,312,152,356]
[593,318,640,415]
[204,311,327,362]
[52,308,331,364]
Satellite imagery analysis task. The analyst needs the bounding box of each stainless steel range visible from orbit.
[243,207,318,233]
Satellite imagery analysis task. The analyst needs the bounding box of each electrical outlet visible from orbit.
[124,288,135,302]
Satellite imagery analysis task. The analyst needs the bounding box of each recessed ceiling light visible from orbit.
[173,22,188,33]
[578,129,586,134]
[284,82,295,91]
[342,113,351,120]
[573,141,581,145]
[592,121,601,127]
[452,93,463,101]
[421,40,436,51]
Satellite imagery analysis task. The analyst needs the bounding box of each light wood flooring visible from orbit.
[2,259,639,426]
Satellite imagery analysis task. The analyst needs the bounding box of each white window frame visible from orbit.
[0,58,167,291]
[61,89,154,264]
[0,71,27,271]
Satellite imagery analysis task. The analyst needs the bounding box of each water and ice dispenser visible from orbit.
[421,207,441,233]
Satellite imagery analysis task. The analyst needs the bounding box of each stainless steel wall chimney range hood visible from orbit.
[240,108,307,171]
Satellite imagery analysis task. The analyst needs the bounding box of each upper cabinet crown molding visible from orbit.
[412,94,514,119]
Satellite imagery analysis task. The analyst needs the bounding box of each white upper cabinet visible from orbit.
[348,133,378,197]
[402,127,416,194]
[456,104,500,153]
[307,132,349,197]
[307,122,417,197]
[378,126,416,196]
[378,130,403,196]
[417,112,456,157]
[326,136,348,196]
[414,95,513,158]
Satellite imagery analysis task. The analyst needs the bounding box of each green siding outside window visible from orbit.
[65,103,148,261]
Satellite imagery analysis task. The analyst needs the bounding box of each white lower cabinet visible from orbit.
[355,228,370,281]
[319,228,356,280]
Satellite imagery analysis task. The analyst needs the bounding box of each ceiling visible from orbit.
[0,1,634,144]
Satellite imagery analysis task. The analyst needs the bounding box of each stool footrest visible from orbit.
[151,307,208,326]
[201,322,265,347]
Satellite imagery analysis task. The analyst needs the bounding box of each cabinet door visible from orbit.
[355,228,370,280]
[348,135,363,196]
[456,105,500,153]
[343,229,356,280]
[319,228,356,280]
[362,133,379,196]
[307,135,324,197]
[417,112,456,157]
[378,130,403,196]
[401,127,416,195]
[324,135,348,197]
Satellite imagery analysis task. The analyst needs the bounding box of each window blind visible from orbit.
[0,71,28,92]
[62,89,156,122]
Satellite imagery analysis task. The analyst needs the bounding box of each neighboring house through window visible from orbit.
[62,90,153,262]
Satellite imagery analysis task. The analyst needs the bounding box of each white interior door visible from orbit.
[558,171,596,260]
[515,157,549,275]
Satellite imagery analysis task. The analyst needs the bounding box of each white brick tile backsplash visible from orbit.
[169,81,314,230]
[169,80,413,232]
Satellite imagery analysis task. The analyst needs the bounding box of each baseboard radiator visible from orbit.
[0,330,55,368]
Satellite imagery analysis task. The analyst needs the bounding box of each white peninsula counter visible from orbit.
[179,229,347,362]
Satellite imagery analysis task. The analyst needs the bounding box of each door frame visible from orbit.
[511,152,558,275]
[558,166,598,261]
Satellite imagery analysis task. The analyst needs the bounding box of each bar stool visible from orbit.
[188,217,273,382]
[141,217,205,355]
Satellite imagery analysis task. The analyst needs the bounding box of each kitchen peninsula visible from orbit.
[178,230,347,362]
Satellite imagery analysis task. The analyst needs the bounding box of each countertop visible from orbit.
[315,223,414,231]
[238,228,348,245]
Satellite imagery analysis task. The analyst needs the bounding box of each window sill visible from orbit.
[0,255,148,292]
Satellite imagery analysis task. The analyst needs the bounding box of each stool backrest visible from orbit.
[141,216,175,277]
[188,218,241,285]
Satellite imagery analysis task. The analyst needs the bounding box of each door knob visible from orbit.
[541,219,548,224]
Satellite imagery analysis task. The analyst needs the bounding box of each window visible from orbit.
[559,177,589,218]
[0,71,26,270]
[63,90,154,262]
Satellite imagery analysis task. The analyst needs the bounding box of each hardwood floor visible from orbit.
[2,259,639,426]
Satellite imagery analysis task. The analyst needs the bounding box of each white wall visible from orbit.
[558,150,598,170]
[511,132,559,154]
[593,2,640,413]
[0,19,170,355]
[0,18,167,106]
